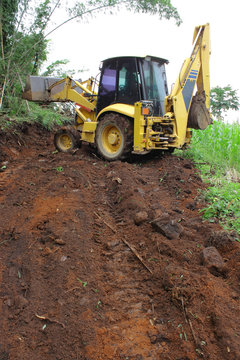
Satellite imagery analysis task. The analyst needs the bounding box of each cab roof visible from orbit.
[102,55,169,65]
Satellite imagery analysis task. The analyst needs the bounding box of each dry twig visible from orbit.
[122,237,153,274]
[35,313,65,328]
[181,297,206,358]
[94,211,116,233]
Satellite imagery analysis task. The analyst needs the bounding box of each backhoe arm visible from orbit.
[165,24,211,139]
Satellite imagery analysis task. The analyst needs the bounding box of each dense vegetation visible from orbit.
[180,119,240,237]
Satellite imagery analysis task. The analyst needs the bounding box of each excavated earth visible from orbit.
[0,123,240,360]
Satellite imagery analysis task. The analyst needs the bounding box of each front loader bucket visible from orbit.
[187,93,212,130]
[22,76,64,102]
[22,76,82,102]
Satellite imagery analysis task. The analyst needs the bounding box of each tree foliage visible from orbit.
[210,85,239,120]
[68,0,181,24]
[0,0,181,114]
[0,0,55,111]
[0,0,19,50]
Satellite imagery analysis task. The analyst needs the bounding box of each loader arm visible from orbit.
[22,76,98,123]
[48,77,96,111]
[165,23,211,143]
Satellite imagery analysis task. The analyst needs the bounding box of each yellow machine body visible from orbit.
[22,24,211,160]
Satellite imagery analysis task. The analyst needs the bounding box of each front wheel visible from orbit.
[95,113,133,161]
[54,128,80,152]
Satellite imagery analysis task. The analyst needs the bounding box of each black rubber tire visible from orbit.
[95,113,133,161]
[54,128,80,153]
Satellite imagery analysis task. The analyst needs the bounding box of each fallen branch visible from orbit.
[122,237,153,274]
[35,313,65,328]
[94,211,116,233]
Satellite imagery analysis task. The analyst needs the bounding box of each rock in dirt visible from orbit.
[54,238,66,245]
[151,214,183,240]
[201,246,226,274]
[134,211,148,225]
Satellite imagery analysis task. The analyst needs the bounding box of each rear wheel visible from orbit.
[96,113,133,161]
[54,128,80,152]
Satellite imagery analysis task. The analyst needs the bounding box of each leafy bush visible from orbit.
[28,104,72,129]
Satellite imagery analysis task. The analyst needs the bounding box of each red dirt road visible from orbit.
[0,124,239,360]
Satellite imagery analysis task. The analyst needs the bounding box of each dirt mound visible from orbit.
[0,124,239,360]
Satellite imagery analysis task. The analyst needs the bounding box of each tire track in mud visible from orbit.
[85,159,240,360]
[83,160,198,359]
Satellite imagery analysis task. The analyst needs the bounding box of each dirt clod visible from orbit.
[151,214,184,239]
[134,211,148,225]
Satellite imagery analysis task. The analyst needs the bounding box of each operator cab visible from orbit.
[97,56,169,116]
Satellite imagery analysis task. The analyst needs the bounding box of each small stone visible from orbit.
[6,298,13,307]
[201,246,226,274]
[112,177,122,184]
[54,238,66,245]
[60,255,68,262]
[134,211,148,225]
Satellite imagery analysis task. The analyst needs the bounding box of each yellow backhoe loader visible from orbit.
[23,24,212,161]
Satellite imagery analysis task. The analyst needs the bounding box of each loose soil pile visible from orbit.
[0,124,239,360]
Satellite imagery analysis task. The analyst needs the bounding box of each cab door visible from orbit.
[97,59,117,114]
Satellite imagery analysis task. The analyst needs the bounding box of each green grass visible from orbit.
[185,120,240,172]
[200,181,240,236]
[0,102,73,131]
[178,120,240,236]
